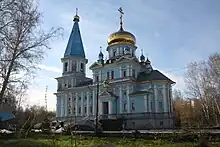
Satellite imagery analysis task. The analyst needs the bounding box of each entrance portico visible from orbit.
[99,91,116,116]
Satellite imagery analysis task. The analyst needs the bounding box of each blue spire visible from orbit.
[64,10,85,58]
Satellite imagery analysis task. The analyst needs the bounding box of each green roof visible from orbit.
[136,70,175,83]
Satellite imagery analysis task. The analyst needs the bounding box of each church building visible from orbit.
[54,8,175,129]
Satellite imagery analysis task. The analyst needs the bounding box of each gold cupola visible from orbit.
[107,8,136,46]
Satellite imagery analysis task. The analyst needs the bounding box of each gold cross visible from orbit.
[76,8,78,15]
[118,7,124,29]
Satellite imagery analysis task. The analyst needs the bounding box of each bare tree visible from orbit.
[184,53,220,127]
[0,0,62,103]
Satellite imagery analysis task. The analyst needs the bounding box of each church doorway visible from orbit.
[103,102,109,115]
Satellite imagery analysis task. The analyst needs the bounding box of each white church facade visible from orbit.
[54,9,175,130]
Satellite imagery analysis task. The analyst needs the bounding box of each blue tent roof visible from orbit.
[0,112,14,122]
[64,18,85,57]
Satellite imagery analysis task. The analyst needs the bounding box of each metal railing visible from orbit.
[57,112,175,121]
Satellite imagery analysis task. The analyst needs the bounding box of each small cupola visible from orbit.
[98,47,104,64]
[145,57,153,72]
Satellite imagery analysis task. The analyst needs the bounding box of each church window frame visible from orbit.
[131,101,135,112]
[78,107,81,114]
[111,70,114,79]
[123,70,126,77]
[72,61,77,72]
[123,102,127,112]
[113,50,116,57]
[84,106,87,114]
[90,106,93,114]
[80,63,84,72]
[106,71,110,80]
[64,62,68,72]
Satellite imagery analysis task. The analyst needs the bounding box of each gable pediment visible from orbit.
[89,62,102,69]
[99,91,117,98]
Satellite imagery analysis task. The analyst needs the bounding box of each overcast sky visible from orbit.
[25,0,220,111]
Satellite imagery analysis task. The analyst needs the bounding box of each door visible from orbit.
[103,102,109,115]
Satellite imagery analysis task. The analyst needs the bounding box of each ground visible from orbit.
[1,136,220,147]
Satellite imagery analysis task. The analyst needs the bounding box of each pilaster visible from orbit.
[163,84,167,112]
[154,85,158,112]
[109,101,112,114]
[86,91,90,116]
[144,95,147,112]
[126,85,130,113]
[75,93,78,116]
[92,89,96,115]
[81,92,84,116]
[119,86,122,113]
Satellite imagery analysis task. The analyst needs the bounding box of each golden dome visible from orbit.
[107,28,136,46]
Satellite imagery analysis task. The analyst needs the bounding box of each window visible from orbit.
[123,70,126,77]
[131,102,135,112]
[68,80,71,88]
[84,107,87,114]
[78,107,81,114]
[107,72,110,80]
[123,91,127,96]
[113,50,116,56]
[85,96,87,101]
[111,71,114,79]
[64,62,68,72]
[96,75,99,82]
[150,101,153,111]
[80,63,84,72]
[68,97,71,101]
[123,102,127,112]
[68,109,71,114]
[79,97,81,101]
[90,106,93,113]
[159,102,163,112]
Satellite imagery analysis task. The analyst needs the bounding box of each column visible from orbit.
[154,85,158,112]
[65,94,68,117]
[126,85,130,113]
[87,92,90,116]
[69,60,72,72]
[130,65,133,77]
[119,86,122,113]
[109,101,112,114]
[81,92,84,116]
[119,66,122,78]
[144,95,147,112]
[75,93,78,116]
[76,61,79,72]
[99,99,102,115]
[92,89,96,115]
[163,84,167,112]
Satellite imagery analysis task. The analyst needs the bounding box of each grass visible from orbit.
[1,135,220,147]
